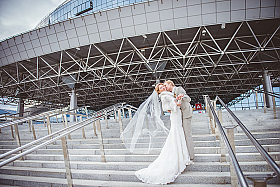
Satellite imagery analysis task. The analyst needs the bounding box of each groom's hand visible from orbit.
[176,94,184,100]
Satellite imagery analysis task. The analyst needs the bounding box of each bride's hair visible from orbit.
[155,83,164,94]
[164,80,174,86]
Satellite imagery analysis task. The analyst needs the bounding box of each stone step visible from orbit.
[0,173,234,187]
[8,160,280,173]
[0,166,278,185]
[0,137,278,151]
[1,130,279,146]
[1,144,279,155]
[10,152,278,162]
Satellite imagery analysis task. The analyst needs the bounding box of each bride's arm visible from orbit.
[161,95,179,112]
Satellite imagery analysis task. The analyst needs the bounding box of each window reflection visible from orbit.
[36,0,154,28]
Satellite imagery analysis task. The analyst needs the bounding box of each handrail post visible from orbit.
[46,115,52,135]
[10,125,15,139]
[63,114,71,140]
[61,136,73,187]
[217,110,222,140]
[203,95,209,114]
[206,96,249,187]
[263,93,267,113]
[13,123,23,160]
[62,114,66,128]
[85,106,89,119]
[28,118,32,132]
[80,116,86,139]
[273,96,276,119]
[218,110,226,162]
[30,120,37,140]
[224,125,238,187]
[209,100,215,134]
[96,119,106,162]
[129,108,132,120]
[118,109,123,134]
[43,116,46,127]
[122,108,125,118]
[217,96,280,179]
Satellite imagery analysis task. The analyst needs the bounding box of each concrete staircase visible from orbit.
[0,108,279,186]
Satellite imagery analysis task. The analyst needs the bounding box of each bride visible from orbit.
[121,83,191,184]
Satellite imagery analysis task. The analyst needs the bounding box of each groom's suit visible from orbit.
[172,86,194,160]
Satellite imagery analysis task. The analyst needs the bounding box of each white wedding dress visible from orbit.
[135,91,191,184]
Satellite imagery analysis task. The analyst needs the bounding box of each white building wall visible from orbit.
[0,0,279,67]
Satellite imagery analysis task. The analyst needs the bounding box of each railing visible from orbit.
[256,89,280,99]
[216,96,280,180]
[0,105,90,150]
[205,96,249,187]
[0,102,133,187]
[205,95,280,187]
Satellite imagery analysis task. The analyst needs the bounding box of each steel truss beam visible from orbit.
[0,19,280,110]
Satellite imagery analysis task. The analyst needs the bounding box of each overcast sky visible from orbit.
[0,0,65,41]
[0,0,65,110]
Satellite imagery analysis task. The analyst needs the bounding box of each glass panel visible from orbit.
[36,0,157,28]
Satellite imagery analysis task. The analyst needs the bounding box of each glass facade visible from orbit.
[224,86,280,111]
[36,0,154,28]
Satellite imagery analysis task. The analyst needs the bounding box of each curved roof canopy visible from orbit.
[0,0,279,110]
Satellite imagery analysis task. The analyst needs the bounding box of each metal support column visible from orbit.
[203,95,209,114]
[17,97,24,125]
[263,93,267,113]
[70,89,77,122]
[255,90,258,109]
[262,70,273,108]
[273,97,276,119]
[118,110,123,134]
[115,110,118,122]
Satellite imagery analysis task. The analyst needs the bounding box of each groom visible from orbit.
[164,80,194,160]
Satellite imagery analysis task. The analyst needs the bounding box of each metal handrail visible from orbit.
[0,105,89,129]
[124,104,138,111]
[206,96,249,187]
[0,110,29,119]
[0,103,125,167]
[216,96,280,177]
[0,103,121,159]
[256,89,280,99]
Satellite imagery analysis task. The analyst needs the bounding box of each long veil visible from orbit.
[120,90,170,154]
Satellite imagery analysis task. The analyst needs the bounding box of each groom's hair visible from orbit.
[164,80,174,86]
[155,83,164,94]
